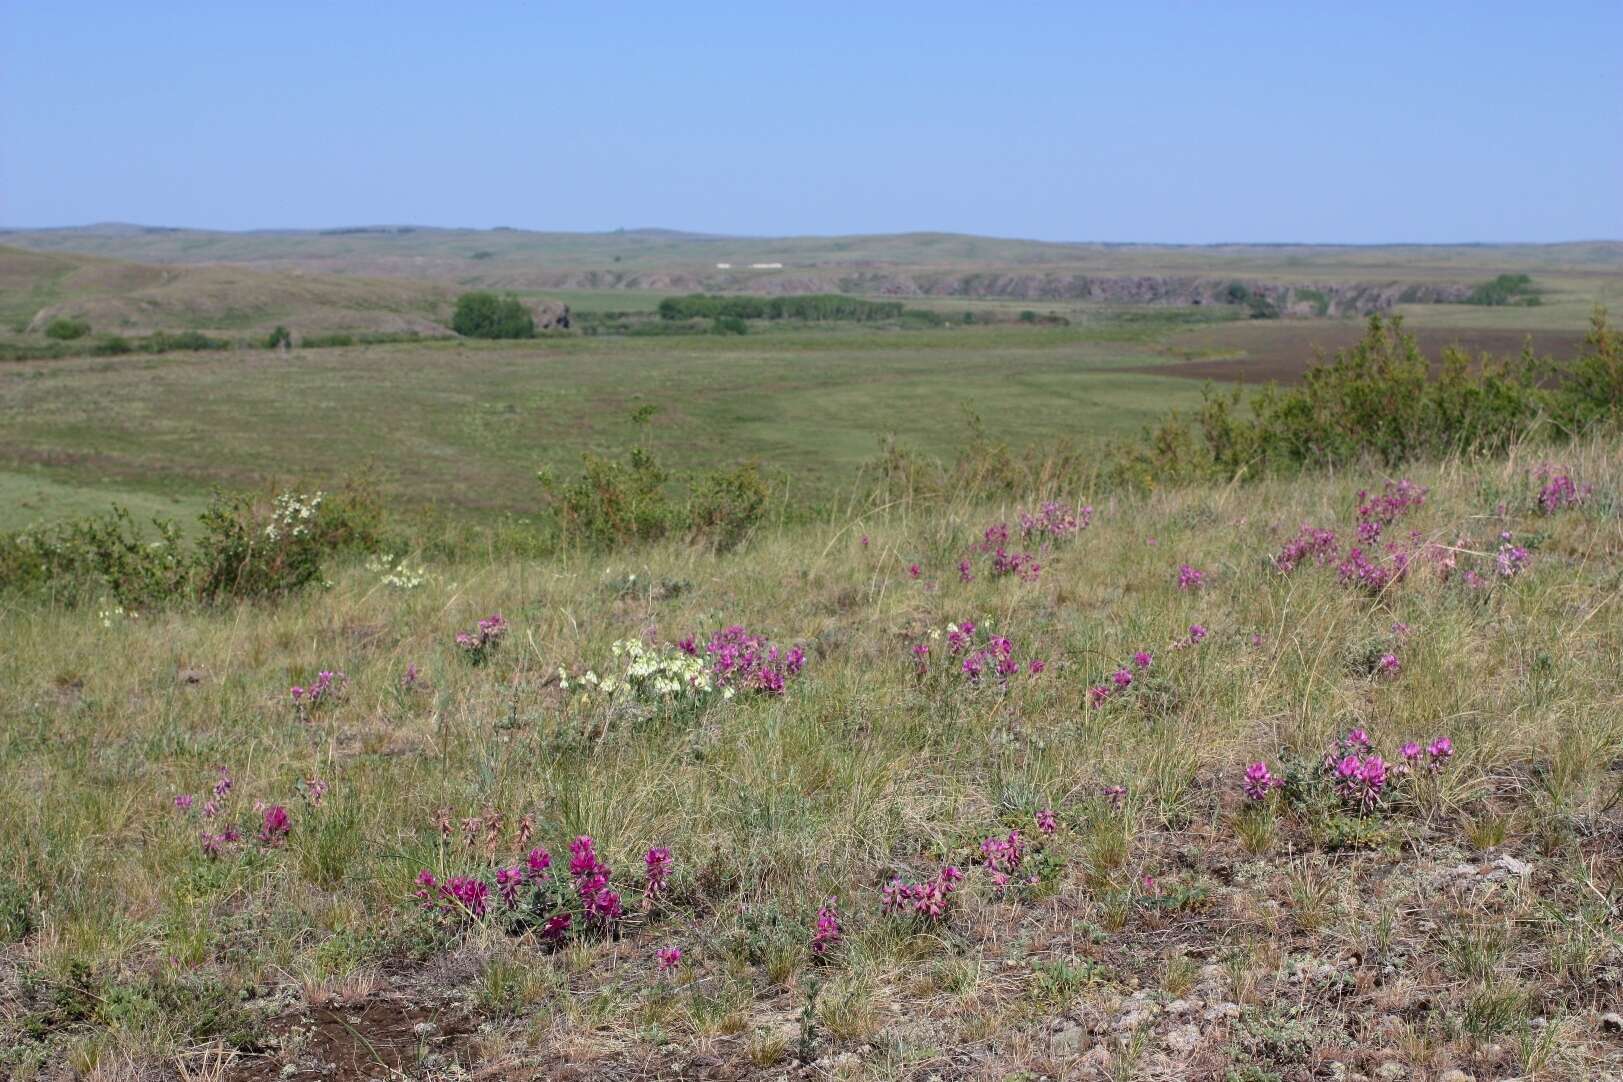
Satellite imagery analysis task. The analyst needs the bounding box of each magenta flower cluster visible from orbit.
[811,897,843,955]
[1177,564,1208,591]
[569,835,623,924]
[915,619,1044,685]
[1275,525,1340,573]
[455,614,508,664]
[980,830,1035,896]
[1356,479,1427,539]
[880,866,964,921]
[417,871,490,918]
[644,846,673,903]
[1495,539,1531,578]
[690,626,807,696]
[290,670,345,720]
[1534,466,1589,514]
[257,805,291,846]
[1087,645,1155,707]
[1242,761,1282,801]
[970,523,1042,583]
[1017,500,1093,541]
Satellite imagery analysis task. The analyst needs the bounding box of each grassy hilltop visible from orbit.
[1,437,1620,1080]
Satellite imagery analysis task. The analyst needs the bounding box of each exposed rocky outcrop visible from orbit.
[528,299,571,330]
[492,269,1470,316]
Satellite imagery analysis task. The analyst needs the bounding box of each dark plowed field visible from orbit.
[1145,322,1588,384]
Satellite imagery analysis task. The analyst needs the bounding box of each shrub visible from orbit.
[690,463,769,552]
[142,330,230,352]
[1556,307,1623,429]
[265,325,292,349]
[711,315,748,335]
[1118,314,1553,485]
[0,508,189,606]
[451,292,535,339]
[1465,273,1538,306]
[541,449,674,549]
[194,491,334,600]
[44,316,90,340]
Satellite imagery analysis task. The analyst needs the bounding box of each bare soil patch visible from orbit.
[227,995,478,1082]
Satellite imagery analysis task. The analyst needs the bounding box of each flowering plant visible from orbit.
[880,866,963,923]
[290,669,345,721]
[455,614,507,665]
[365,552,427,590]
[910,618,1044,686]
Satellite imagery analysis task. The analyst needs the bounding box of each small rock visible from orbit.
[1165,1023,1201,1054]
[1375,1063,1406,1081]
[1081,1045,1112,1072]
[412,1021,436,1037]
[1494,854,1532,878]
[1603,1011,1623,1033]
[1437,1070,1473,1082]
[1052,1023,1085,1057]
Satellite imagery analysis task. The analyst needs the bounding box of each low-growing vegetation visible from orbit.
[657,293,908,322]
[2,431,1619,1078]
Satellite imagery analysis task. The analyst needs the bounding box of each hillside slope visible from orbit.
[0,244,455,337]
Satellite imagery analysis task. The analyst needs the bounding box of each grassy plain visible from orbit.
[0,320,1225,531]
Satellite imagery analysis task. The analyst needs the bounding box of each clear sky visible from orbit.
[2,2,1618,242]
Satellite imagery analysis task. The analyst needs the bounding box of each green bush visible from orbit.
[0,508,190,607]
[540,449,674,549]
[1108,311,1623,490]
[1,483,383,604]
[1465,273,1538,306]
[40,318,78,340]
[1556,308,1623,428]
[689,463,769,553]
[265,325,292,349]
[711,315,748,335]
[194,486,382,601]
[451,292,535,339]
[44,316,90,340]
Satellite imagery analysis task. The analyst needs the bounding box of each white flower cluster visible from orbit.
[98,603,137,628]
[560,638,730,705]
[365,552,427,590]
[265,491,324,541]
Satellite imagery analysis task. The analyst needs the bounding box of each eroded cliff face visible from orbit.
[501,268,1468,315]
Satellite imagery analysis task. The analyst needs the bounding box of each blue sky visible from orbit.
[2,2,1618,242]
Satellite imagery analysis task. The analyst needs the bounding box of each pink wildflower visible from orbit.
[811,897,843,955]
[657,946,682,972]
[257,805,291,846]
[1242,761,1281,801]
[644,847,673,900]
